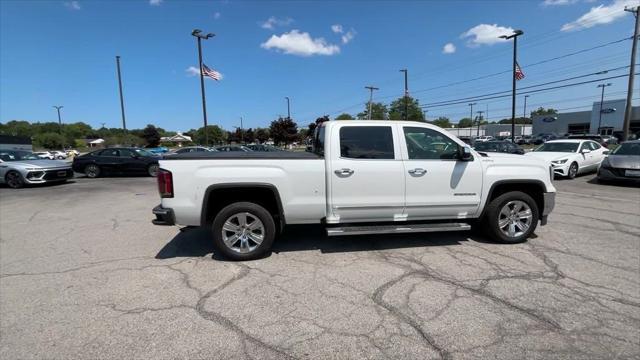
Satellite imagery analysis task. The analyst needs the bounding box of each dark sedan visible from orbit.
[473,140,525,155]
[72,148,160,178]
[597,140,640,183]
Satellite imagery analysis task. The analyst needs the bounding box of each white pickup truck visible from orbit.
[153,120,556,260]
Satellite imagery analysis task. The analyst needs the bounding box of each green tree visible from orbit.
[357,102,388,120]
[269,117,298,145]
[141,124,161,147]
[0,120,33,137]
[194,125,226,145]
[388,96,425,121]
[335,113,354,120]
[457,117,473,128]
[105,134,143,147]
[498,117,531,124]
[530,107,558,116]
[255,128,270,143]
[33,132,66,149]
[431,117,452,129]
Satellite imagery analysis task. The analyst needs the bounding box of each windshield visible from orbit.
[535,142,579,153]
[0,150,40,161]
[134,149,155,157]
[612,142,640,156]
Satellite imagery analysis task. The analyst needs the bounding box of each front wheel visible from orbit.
[212,202,276,261]
[567,162,578,179]
[482,191,539,244]
[84,164,101,178]
[5,171,25,189]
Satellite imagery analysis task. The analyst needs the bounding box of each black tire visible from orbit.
[482,191,539,244]
[84,164,101,178]
[147,164,159,177]
[212,202,276,261]
[567,162,578,179]
[5,171,25,189]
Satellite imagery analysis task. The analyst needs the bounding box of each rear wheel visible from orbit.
[5,171,25,189]
[483,191,539,244]
[84,164,101,178]
[567,162,578,179]
[212,202,276,261]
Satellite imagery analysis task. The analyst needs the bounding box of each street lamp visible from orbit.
[468,102,476,137]
[364,86,379,120]
[285,97,291,120]
[499,29,524,143]
[597,83,612,134]
[53,105,64,149]
[191,29,215,146]
[399,69,408,120]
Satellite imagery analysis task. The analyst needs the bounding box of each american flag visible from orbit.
[201,64,222,81]
[515,62,525,81]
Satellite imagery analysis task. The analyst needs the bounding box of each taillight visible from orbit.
[157,169,173,198]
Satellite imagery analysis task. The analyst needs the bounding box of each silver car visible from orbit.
[597,140,640,182]
[0,150,74,188]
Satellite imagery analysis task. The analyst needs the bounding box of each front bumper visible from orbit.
[551,163,570,177]
[540,192,556,226]
[152,205,175,225]
[598,167,640,182]
[24,168,74,184]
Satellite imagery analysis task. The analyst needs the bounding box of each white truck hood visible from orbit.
[477,151,549,167]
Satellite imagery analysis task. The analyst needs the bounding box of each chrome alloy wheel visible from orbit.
[498,200,533,238]
[221,212,265,254]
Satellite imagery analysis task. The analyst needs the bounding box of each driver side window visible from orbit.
[403,127,459,160]
[579,142,590,152]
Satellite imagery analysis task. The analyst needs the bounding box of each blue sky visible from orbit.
[1,0,638,131]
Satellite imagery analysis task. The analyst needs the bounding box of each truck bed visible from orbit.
[162,151,320,160]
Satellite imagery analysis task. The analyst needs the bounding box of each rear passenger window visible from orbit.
[340,126,394,159]
[590,142,601,150]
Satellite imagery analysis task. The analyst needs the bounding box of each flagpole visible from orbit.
[191,29,215,146]
[500,29,523,144]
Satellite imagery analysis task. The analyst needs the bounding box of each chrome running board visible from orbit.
[326,222,471,237]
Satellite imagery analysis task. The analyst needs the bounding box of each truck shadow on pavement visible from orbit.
[155,225,494,261]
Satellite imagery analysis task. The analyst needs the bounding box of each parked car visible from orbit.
[165,146,217,156]
[517,135,533,145]
[245,144,282,152]
[33,151,55,160]
[525,139,607,179]
[0,150,74,189]
[601,135,618,146]
[65,149,80,157]
[597,140,640,182]
[532,133,557,145]
[49,150,67,160]
[567,134,608,147]
[72,147,160,178]
[474,140,525,155]
[475,135,494,142]
[216,145,253,152]
[153,120,556,260]
[146,147,170,154]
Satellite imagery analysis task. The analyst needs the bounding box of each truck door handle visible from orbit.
[408,168,427,175]
[334,168,354,176]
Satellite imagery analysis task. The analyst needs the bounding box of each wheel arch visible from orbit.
[480,180,546,219]
[200,183,285,231]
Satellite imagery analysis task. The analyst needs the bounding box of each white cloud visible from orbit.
[341,29,356,44]
[460,24,515,47]
[185,66,223,80]
[64,1,81,10]
[214,12,221,19]
[442,43,456,54]
[149,0,163,6]
[261,30,340,56]
[542,0,578,6]
[261,16,294,30]
[331,24,343,33]
[561,0,636,31]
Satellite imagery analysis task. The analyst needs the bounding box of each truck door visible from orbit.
[400,125,483,219]
[328,124,405,222]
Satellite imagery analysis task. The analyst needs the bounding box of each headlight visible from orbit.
[551,159,568,165]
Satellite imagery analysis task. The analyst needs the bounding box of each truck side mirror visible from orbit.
[459,146,473,161]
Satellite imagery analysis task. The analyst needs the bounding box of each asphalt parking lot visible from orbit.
[1,175,638,359]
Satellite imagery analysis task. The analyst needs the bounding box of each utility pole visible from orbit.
[523,95,529,120]
[468,102,476,137]
[623,5,639,141]
[500,29,524,143]
[53,106,64,149]
[240,116,244,144]
[423,110,428,122]
[192,29,215,145]
[597,83,612,134]
[364,86,379,120]
[115,56,127,131]
[400,69,408,120]
[285,97,291,120]
[476,110,484,137]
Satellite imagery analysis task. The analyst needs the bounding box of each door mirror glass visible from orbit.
[460,146,473,161]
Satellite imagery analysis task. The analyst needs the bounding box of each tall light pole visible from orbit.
[623,5,639,141]
[240,116,244,144]
[468,102,476,137]
[192,29,215,146]
[499,29,524,143]
[597,83,612,134]
[523,95,529,120]
[400,69,408,120]
[53,106,64,149]
[285,97,291,120]
[115,56,127,131]
[476,110,484,137]
[365,86,379,120]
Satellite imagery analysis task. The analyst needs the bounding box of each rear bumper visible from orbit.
[540,192,556,226]
[152,205,175,225]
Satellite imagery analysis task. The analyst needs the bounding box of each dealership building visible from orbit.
[531,99,640,138]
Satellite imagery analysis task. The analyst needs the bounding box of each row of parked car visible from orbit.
[471,133,619,146]
[0,144,286,188]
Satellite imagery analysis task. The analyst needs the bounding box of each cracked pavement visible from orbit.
[1,176,639,359]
